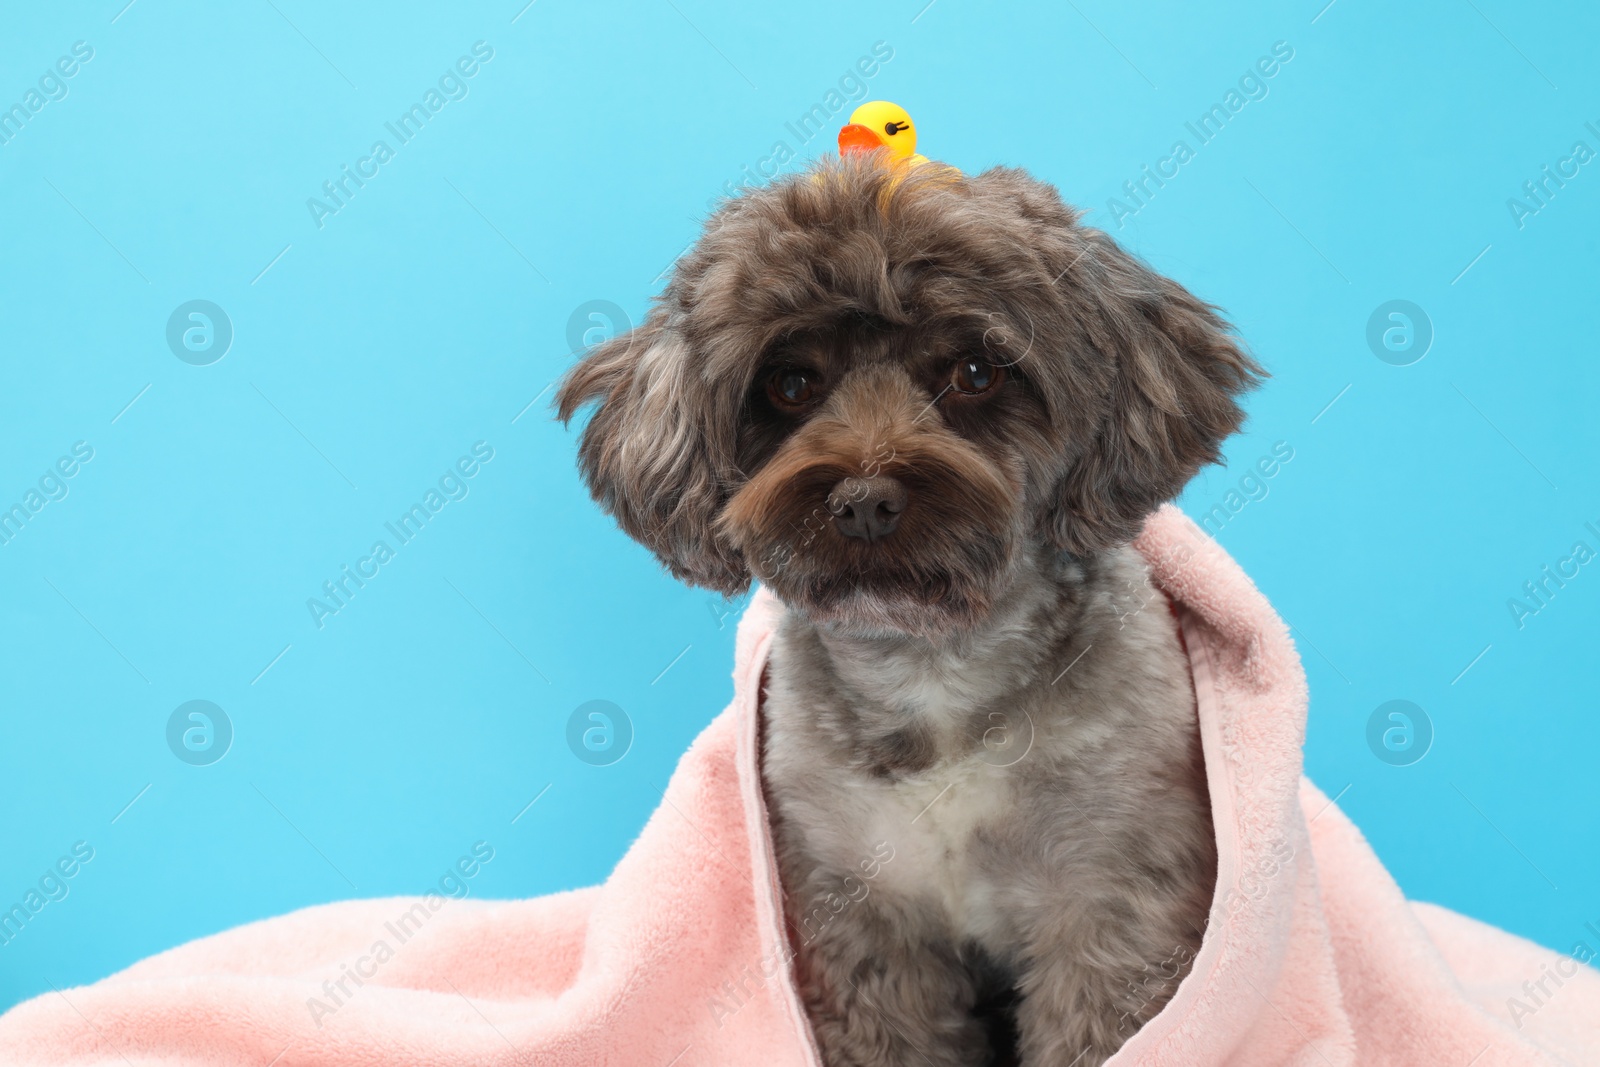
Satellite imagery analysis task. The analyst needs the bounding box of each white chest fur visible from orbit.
[787,675,1021,952]
[765,567,1094,952]
[855,756,1015,945]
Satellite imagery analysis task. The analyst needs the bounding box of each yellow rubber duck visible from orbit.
[837,100,929,167]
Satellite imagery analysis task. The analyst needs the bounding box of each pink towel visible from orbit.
[3,506,1596,1066]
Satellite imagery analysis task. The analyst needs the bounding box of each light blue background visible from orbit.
[2,0,1596,1013]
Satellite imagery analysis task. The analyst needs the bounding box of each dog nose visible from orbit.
[829,476,907,541]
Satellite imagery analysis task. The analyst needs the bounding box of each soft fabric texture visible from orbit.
[3,506,1596,1066]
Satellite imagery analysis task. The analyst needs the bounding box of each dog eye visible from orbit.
[767,368,818,410]
[951,358,1002,396]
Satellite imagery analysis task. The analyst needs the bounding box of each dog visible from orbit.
[557,155,1262,1066]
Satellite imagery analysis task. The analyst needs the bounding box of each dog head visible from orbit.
[557,157,1262,637]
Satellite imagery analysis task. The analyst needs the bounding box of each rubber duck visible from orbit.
[837,100,929,166]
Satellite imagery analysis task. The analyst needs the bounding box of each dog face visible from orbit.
[558,158,1261,635]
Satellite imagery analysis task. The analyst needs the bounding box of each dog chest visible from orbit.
[842,757,1016,945]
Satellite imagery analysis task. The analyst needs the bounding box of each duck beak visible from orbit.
[837,123,885,155]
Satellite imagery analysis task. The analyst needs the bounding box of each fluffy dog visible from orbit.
[558,156,1262,1066]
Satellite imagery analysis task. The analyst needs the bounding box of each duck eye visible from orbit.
[951,358,1001,396]
[768,368,817,409]
[884,121,908,136]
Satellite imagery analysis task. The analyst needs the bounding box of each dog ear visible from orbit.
[1046,224,1263,552]
[555,315,749,594]
[972,168,1263,553]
